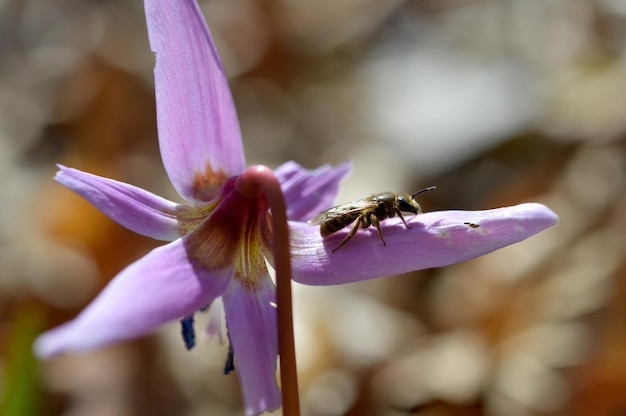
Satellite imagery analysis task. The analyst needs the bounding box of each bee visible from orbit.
[309,186,436,252]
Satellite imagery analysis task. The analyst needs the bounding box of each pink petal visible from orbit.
[145,0,245,202]
[290,203,558,285]
[55,165,181,241]
[33,238,232,357]
[275,160,352,222]
[222,278,281,416]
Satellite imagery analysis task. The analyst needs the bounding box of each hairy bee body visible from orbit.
[310,187,435,252]
[318,211,363,237]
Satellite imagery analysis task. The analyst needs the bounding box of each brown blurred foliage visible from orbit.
[0,0,624,415]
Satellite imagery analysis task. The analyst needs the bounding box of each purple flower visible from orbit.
[33,0,558,415]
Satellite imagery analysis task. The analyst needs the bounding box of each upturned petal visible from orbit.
[223,278,281,416]
[33,238,232,357]
[55,165,180,241]
[290,203,558,285]
[275,160,351,222]
[145,0,245,202]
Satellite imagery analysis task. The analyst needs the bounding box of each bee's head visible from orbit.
[397,193,421,214]
[400,186,436,214]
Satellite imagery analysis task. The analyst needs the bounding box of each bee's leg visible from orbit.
[396,209,412,230]
[370,215,387,246]
[332,217,363,252]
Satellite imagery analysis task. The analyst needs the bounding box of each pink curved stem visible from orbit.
[235,165,300,416]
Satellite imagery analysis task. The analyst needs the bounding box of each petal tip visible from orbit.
[32,333,61,359]
[520,202,559,228]
[53,164,79,186]
[53,164,69,180]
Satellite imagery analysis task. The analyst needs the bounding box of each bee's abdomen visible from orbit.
[319,214,360,237]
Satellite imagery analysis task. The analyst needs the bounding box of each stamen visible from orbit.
[224,342,235,374]
[180,315,196,350]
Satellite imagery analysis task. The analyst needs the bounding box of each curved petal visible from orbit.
[275,160,352,222]
[55,165,181,241]
[223,278,280,416]
[290,203,558,285]
[145,0,245,202]
[33,238,232,357]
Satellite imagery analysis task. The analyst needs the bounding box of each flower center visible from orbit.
[183,178,272,288]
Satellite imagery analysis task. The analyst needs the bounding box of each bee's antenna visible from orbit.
[412,186,436,198]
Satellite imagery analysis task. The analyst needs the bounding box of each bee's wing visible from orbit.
[308,199,377,225]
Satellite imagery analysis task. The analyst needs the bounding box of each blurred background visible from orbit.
[0,0,625,415]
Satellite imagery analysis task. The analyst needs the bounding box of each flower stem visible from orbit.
[236,165,300,416]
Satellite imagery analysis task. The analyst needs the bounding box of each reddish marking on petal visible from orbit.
[192,164,230,202]
[175,200,220,236]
